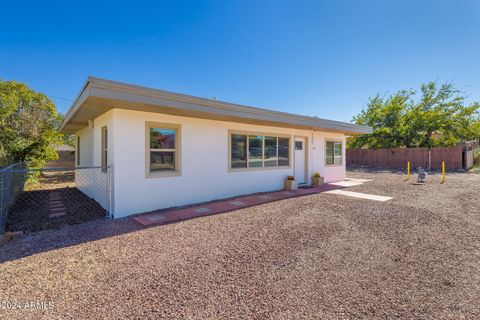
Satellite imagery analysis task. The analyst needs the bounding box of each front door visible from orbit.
[294,137,306,184]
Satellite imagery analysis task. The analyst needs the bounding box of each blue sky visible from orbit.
[1,0,479,122]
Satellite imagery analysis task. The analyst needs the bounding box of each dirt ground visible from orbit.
[0,170,479,319]
[5,170,106,233]
[6,187,106,233]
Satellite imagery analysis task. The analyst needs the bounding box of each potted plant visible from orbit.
[284,175,298,191]
[312,172,324,186]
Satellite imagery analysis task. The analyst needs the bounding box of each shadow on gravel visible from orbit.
[0,217,145,264]
[347,166,406,174]
[347,166,468,175]
[1,185,342,263]
[6,187,106,234]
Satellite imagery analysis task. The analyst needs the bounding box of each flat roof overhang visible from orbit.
[59,77,373,135]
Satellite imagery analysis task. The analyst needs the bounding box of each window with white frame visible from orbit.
[325,141,342,165]
[230,132,289,169]
[147,123,180,174]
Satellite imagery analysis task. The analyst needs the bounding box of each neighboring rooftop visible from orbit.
[59,77,372,135]
[53,144,75,152]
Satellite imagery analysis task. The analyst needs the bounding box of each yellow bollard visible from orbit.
[441,161,446,184]
[404,160,411,181]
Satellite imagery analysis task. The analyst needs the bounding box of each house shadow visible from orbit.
[347,166,406,175]
[6,187,106,234]
[1,214,146,263]
[0,184,146,264]
[1,183,345,263]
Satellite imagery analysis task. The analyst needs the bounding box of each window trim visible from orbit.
[77,136,80,166]
[325,139,343,167]
[145,121,182,178]
[101,126,108,172]
[228,130,292,172]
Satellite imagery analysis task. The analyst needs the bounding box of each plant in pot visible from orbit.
[312,172,324,186]
[284,175,298,191]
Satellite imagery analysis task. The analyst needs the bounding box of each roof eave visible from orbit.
[58,78,93,133]
[59,77,373,135]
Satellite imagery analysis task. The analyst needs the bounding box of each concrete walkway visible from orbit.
[325,189,393,202]
[134,183,342,226]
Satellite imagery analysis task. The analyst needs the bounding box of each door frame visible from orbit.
[293,135,309,185]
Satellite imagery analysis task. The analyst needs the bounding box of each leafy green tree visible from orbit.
[52,115,75,147]
[473,118,480,142]
[349,90,413,148]
[61,133,75,147]
[0,80,62,168]
[349,82,480,149]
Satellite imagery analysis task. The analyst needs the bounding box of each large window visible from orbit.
[326,140,343,165]
[230,132,290,169]
[147,123,181,176]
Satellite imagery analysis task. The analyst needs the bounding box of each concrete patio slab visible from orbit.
[328,181,364,187]
[329,178,373,187]
[346,178,372,183]
[325,189,393,202]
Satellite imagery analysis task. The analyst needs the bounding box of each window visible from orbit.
[326,141,343,165]
[77,136,80,166]
[264,136,278,167]
[231,134,247,168]
[146,123,181,176]
[230,132,290,169]
[295,141,303,150]
[278,137,289,166]
[248,135,263,167]
[101,126,108,171]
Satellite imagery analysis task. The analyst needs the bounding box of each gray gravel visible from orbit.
[1,170,479,319]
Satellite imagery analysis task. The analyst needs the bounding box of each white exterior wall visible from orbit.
[310,131,347,182]
[76,126,94,167]
[74,110,115,210]
[108,109,346,218]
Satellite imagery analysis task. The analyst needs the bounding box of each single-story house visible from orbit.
[59,77,372,218]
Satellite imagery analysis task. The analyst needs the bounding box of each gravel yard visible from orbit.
[1,170,479,319]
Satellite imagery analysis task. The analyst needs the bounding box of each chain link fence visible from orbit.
[0,163,26,234]
[0,165,112,235]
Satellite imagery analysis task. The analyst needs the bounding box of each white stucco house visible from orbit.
[59,77,371,218]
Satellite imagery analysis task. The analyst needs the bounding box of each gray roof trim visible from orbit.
[59,77,372,134]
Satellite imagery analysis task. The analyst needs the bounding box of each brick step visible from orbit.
[49,212,66,218]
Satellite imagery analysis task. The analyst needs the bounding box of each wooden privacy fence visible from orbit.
[347,146,463,170]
